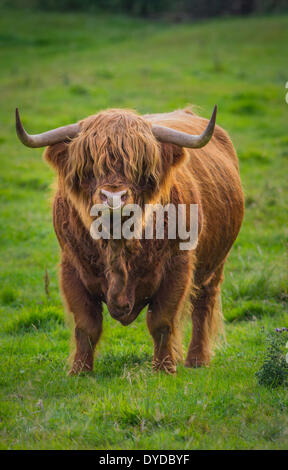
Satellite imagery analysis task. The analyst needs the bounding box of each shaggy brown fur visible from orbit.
[44,107,244,375]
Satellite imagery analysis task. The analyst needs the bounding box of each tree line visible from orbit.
[2,0,287,19]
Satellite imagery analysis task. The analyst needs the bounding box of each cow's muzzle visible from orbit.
[100,189,128,210]
[107,294,135,325]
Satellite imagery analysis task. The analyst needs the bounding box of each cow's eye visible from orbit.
[81,173,94,186]
[100,192,107,202]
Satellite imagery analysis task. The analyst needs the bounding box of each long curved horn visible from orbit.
[151,105,217,148]
[15,108,80,148]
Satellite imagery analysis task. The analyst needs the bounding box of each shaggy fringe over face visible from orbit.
[66,109,163,196]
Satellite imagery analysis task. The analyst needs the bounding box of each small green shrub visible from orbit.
[256,328,288,388]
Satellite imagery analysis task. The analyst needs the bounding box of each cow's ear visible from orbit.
[43,142,69,173]
[171,144,187,167]
[160,142,186,170]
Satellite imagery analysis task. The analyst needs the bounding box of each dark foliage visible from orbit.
[2,0,288,18]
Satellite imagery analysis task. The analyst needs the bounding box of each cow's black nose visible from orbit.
[100,189,128,209]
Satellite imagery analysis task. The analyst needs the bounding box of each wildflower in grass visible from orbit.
[256,328,288,388]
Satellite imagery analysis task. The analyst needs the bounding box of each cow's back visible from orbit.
[145,109,244,284]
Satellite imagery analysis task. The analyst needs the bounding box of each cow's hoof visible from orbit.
[184,357,210,368]
[152,356,176,375]
[68,361,93,376]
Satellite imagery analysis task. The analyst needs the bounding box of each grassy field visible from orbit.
[0,8,287,450]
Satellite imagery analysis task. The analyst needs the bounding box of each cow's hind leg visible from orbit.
[185,263,224,368]
[60,257,103,375]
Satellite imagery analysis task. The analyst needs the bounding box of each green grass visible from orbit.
[0,8,288,450]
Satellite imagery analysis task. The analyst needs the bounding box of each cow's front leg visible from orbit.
[146,254,192,374]
[60,257,103,375]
